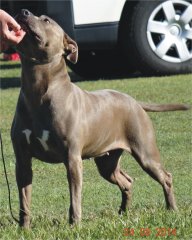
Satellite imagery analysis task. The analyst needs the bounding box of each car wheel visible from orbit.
[121,0,192,75]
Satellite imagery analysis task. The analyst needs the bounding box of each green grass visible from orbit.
[0,59,192,239]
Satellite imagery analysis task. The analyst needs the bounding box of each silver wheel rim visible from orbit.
[147,0,192,63]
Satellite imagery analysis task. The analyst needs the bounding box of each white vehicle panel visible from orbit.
[72,0,126,25]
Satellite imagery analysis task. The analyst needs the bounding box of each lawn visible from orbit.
[0,59,192,239]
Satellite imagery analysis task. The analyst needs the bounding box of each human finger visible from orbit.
[7,17,21,32]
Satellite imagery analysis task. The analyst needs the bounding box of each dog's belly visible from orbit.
[81,118,131,158]
[82,140,131,159]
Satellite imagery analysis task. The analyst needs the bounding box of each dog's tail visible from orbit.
[139,102,191,112]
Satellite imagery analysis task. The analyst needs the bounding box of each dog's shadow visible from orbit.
[0,77,21,89]
[68,70,142,82]
[0,59,142,89]
[0,63,21,70]
[0,59,21,89]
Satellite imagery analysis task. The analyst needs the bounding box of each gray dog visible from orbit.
[12,9,189,228]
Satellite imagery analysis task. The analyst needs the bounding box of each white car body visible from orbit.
[72,0,126,25]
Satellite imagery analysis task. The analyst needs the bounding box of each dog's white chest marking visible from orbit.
[22,129,32,144]
[37,130,50,151]
[22,129,50,151]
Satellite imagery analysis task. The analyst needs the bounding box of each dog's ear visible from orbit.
[63,33,78,64]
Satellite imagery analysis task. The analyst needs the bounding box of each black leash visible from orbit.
[0,130,19,223]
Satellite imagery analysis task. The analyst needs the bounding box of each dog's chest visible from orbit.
[22,128,50,151]
[15,93,69,162]
[21,104,53,151]
[21,126,67,163]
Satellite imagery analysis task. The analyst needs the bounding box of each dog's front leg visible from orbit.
[66,153,83,225]
[16,155,33,228]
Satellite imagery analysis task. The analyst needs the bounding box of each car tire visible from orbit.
[121,0,192,75]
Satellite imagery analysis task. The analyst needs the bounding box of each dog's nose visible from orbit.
[21,9,31,17]
[15,9,33,22]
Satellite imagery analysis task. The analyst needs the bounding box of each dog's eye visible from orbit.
[44,18,50,23]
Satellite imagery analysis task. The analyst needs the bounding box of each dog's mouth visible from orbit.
[18,19,42,43]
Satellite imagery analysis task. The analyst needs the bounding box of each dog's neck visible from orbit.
[20,54,70,109]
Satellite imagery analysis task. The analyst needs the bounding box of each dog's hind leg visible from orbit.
[129,111,177,210]
[94,149,133,214]
[134,151,177,210]
[132,147,177,210]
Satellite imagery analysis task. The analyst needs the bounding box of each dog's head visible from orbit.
[15,9,78,64]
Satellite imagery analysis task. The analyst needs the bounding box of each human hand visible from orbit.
[0,10,26,52]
